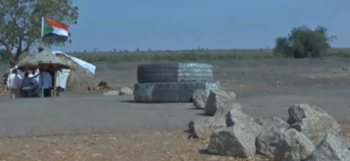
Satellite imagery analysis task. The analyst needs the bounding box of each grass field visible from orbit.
[67,48,350,63]
[2,48,350,65]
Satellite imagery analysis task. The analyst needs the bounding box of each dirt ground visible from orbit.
[0,58,349,161]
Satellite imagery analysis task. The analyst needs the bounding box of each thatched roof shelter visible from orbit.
[53,51,100,92]
[17,49,71,71]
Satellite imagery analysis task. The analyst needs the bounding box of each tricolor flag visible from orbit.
[41,17,69,42]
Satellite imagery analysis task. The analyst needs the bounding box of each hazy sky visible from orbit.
[56,0,350,52]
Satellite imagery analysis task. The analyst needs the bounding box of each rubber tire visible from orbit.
[137,63,214,83]
[133,81,220,103]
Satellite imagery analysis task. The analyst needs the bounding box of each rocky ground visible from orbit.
[0,123,349,161]
[0,131,274,161]
[0,58,349,160]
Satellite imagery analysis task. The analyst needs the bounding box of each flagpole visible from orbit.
[40,17,44,98]
[41,17,44,38]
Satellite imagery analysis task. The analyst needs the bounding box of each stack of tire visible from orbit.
[134,63,220,103]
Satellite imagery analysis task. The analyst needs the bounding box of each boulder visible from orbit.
[205,90,236,116]
[304,134,350,161]
[226,109,253,126]
[287,103,342,145]
[256,122,289,156]
[214,103,242,117]
[226,109,261,137]
[192,89,209,109]
[103,90,119,96]
[119,87,133,95]
[274,128,315,161]
[258,117,289,130]
[188,117,226,139]
[207,124,256,158]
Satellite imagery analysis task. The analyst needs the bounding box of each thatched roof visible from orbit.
[17,49,71,71]
[55,54,100,92]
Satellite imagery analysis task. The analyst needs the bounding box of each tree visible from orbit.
[0,49,8,62]
[273,25,336,58]
[0,0,78,67]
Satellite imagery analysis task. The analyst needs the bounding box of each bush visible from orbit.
[273,26,337,58]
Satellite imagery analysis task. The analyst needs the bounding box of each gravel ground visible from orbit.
[0,124,349,161]
[0,131,274,161]
[0,58,349,160]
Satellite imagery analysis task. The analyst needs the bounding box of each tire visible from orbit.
[133,81,220,103]
[137,63,214,83]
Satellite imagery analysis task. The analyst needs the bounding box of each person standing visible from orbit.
[29,70,40,97]
[21,72,32,98]
[17,69,24,80]
[33,68,40,84]
[40,70,52,97]
[6,69,22,98]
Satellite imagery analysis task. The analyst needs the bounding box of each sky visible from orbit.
[56,0,350,52]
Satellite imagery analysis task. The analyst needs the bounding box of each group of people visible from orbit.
[6,68,53,98]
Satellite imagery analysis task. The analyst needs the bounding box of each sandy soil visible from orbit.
[0,58,349,160]
[91,58,350,92]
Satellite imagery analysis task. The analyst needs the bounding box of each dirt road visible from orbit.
[0,88,349,138]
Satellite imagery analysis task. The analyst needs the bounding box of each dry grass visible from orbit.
[64,48,350,63]
[2,48,350,65]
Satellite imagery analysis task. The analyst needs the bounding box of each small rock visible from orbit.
[54,151,62,155]
[92,153,103,157]
[119,87,133,95]
[192,89,209,109]
[304,134,350,161]
[274,128,315,161]
[214,103,242,117]
[208,155,220,160]
[97,81,108,87]
[103,90,119,96]
[287,103,342,145]
[205,90,237,116]
[255,117,265,125]
[207,124,256,158]
[188,117,226,139]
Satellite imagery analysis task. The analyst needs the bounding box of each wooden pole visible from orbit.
[40,71,44,98]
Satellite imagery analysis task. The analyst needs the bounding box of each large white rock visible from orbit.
[119,87,133,95]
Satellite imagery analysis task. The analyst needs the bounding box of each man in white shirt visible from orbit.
[39,70,52,97]
[6,69,22,98]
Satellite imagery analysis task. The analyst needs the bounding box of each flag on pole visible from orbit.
[41,17,69,42]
